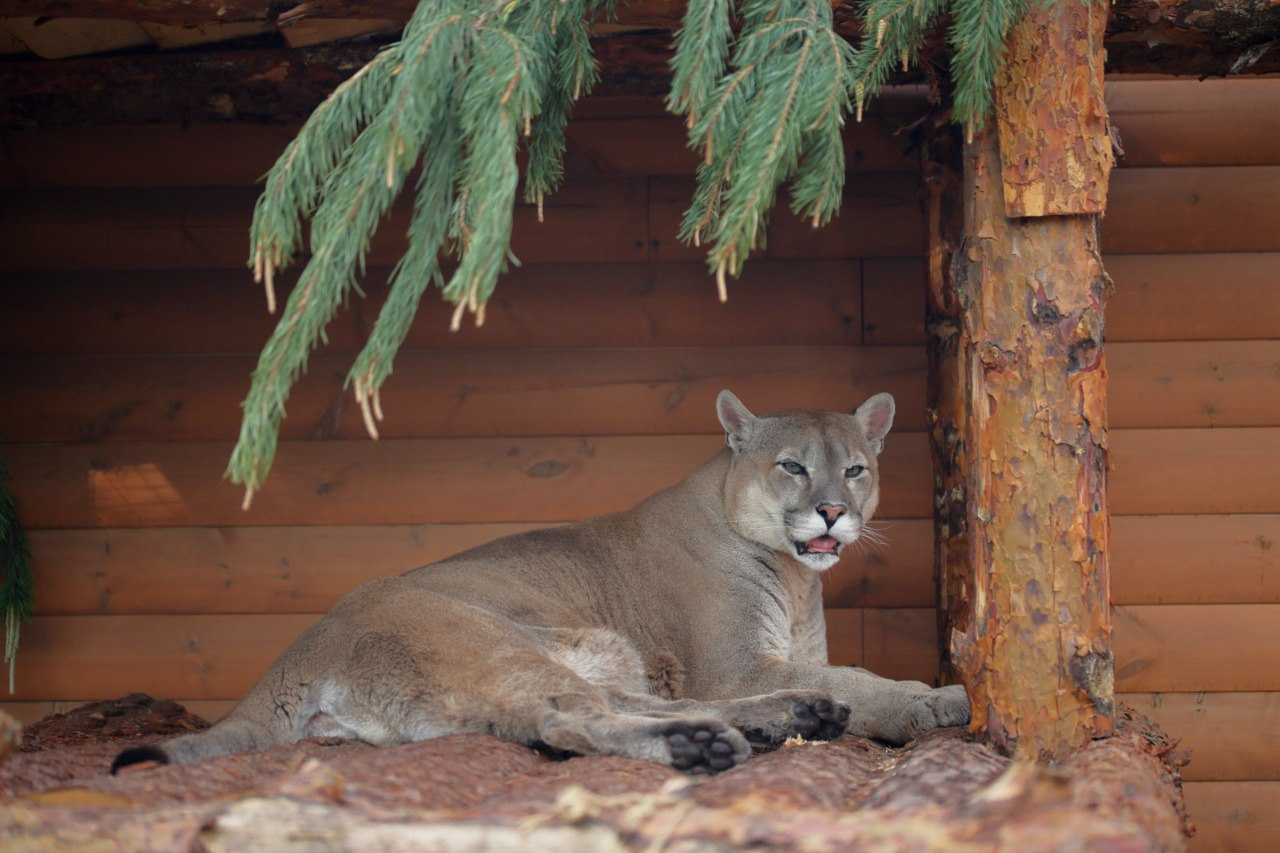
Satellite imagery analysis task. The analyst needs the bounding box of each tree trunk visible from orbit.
[931,0,1116,761]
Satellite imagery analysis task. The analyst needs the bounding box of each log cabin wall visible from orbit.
[0,77,1276,849]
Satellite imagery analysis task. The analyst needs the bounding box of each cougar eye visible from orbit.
[779,460,807,477]
[845,465,866,479]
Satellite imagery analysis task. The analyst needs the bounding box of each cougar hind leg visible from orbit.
[343,599,754,773]
[487,659,751,774]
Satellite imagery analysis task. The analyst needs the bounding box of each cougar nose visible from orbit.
[816,503,847,530]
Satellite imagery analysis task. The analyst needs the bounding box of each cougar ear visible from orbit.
[716,390,758,452]
[853,393,895,455]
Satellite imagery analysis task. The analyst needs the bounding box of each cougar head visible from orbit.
[716,390,895,571]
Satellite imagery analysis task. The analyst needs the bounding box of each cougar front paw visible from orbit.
[734,691,850,747]
[897,684,970,742]
[786,697,850,742]
[663,720,751,775]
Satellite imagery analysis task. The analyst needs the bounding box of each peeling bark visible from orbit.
[932,0,1116,761]
[920,118,969,687]
[994,0,1113,216]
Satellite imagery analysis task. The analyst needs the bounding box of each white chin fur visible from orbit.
[795,551,841,572]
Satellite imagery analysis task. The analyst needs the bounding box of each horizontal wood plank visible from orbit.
[4,168,1273,274]
[1125,693,1280,782]
[1108,341,1280,429]
[863,253,1280,345]
[6,338,1277,442]
[0,260,862,355]
[4,80,1274,186]
[1184,782,1280,852]
[1104,166,1280,254]
[0,179,651,272]
[861,607,939,684]
[8,606,1280,706]
[0,110,917,187]
[22,520,930,616]
[1106,79,1280,168]
[1114,605,1280,693]
[649,173,925,261]
[1112,515,1280,605]
[824,608,863,669]
[0,346,926,441]
[7,428,1280,529]
[0,435,931,529]
[26,523,546,616]
[1108,429,1280,517]
[28,513,1278,618]
[7,614,319,701]
[0,173,925,272]
[840,604,1280,694]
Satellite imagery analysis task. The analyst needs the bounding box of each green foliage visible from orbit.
[0,462,33,694]
[949,0,1030,128]
[670,0,857,294]
[230,0,1041,498]
[670,0,1033,293]
[230,0,613,501]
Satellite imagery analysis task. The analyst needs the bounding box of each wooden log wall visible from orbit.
[0,78,1277,849]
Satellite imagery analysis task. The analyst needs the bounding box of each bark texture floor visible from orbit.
[0,695,1192,850]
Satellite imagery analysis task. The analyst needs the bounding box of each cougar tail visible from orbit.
[110,716,280,774]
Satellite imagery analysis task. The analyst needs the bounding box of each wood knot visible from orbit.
[526,459,568,478]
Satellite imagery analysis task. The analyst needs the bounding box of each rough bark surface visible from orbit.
[994,0,1114,216]
[940,0,1116,763]
[920,119,969,688]
[0,697,1190,850]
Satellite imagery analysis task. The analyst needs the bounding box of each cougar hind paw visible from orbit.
[663,721,750,775]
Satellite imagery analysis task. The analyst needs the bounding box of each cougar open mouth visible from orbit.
[795,535,840,556]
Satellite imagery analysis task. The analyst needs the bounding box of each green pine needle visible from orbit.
[229,0,612,501]
[0,462,33,694]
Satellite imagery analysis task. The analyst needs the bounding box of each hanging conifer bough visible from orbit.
[0,462,33,693]
[228,0,1042,502]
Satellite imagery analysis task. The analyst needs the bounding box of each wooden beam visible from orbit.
[4,0,1277,55]
[936,0,1115,761]
[4,1,1279,126]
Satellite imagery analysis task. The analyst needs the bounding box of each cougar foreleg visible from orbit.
[606,689,851,746]
[729,661,970,745]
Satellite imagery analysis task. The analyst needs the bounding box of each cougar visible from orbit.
[114,391,969,775]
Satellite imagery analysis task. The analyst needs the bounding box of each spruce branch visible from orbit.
[949,0,1029,133]
[0,462,33,694]
[673,0,1038,291]
[668,0,734,128]
[673,0,851,298]
[229,0,612,501]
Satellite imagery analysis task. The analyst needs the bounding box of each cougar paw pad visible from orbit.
[664,723,749,775]
[789,698,850,741]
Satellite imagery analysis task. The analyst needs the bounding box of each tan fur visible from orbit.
[126,392,969,774]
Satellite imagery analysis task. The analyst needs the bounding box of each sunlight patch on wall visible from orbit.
[90,463,187,526]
